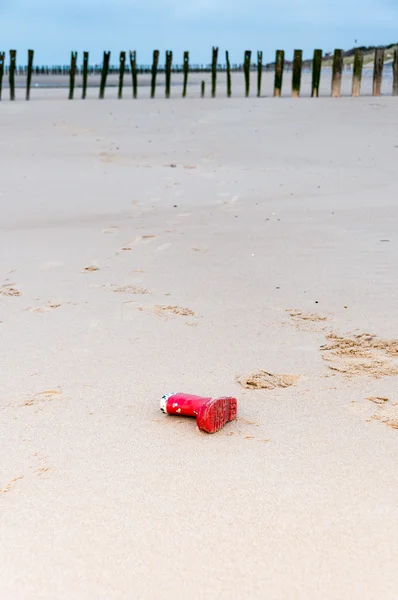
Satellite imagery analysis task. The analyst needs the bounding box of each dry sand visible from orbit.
[1,85,398,598]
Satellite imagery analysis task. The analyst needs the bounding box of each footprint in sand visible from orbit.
[138,304,196,320]
[25,303,61,313]
[154,305,196,317]
[106,284,149,295]
[0,286,21,297]
[98,151,129,165]
[37,465,51,476]
[120,235,157,251]
[287,308,328,323]
[367,397,398,429]
[191,247,209,254]
[237,371,300,390]
[1,476,23,494]
[23,389,62,407]
[321,332,398,378]
[33,453,52,477]
[288,308,328,322]
[99,151,114,163]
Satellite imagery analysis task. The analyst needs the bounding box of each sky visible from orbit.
[0,0,397,66]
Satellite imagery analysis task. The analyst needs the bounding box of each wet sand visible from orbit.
[5,66,396,97]
[1,92,398,598]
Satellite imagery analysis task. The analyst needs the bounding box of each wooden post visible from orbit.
[244,50,251,97]
[9,49,16,101]
[274,50,284,97]
[130,51,138,98]
[393,49,398,96]
[26,49,34,100]
[182,51,189,97]
[352,49,363,97]
[257,51,263,97]
[201,80,205,97]
[226,50,231,97]
[331,49,343,98]
[311,49,322,97]
[99,51,110,99]
[372,48,384,96]
[211,46,218,98]
[82,51,89,99]
[165,50,172,98]
[0,52,4,101]
[292,49,302,98]
[151,50,159,98]
[118,51,126,99]
[69,51,77,100]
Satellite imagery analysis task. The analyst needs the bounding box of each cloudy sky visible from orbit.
[0,0,397,65]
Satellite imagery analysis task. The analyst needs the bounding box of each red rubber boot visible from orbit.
[160,392,237,434]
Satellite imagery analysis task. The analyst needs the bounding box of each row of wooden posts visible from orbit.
[0,47,397,100]
[0,63,246,75]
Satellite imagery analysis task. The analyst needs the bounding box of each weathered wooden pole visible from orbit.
[165,50,172,98]
[393,49,398,96]
[372,48,384,96]
[257,51,263,97]
[352,49,363,97]
[0,52,4,101]
[82,51,89,99]
[26,49,34,100]
[274,50,285,97]
[118,51,126,99]
[226,50,231,97]
[9,49,16,101]
[331,49,343,98]
[311,49,322,97]
[211,46,218,98]
[201,80,205,97]
[99,51,110,99]
[68,51,77,100]
[130,51,138,98]
[244,50,251,97]
[151,50,159,98]
[292,49,302,98]
[182,51,189,97]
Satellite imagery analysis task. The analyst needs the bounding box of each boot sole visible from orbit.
[197,396,237,433]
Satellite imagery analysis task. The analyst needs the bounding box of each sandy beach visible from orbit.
[1,88,398,598]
